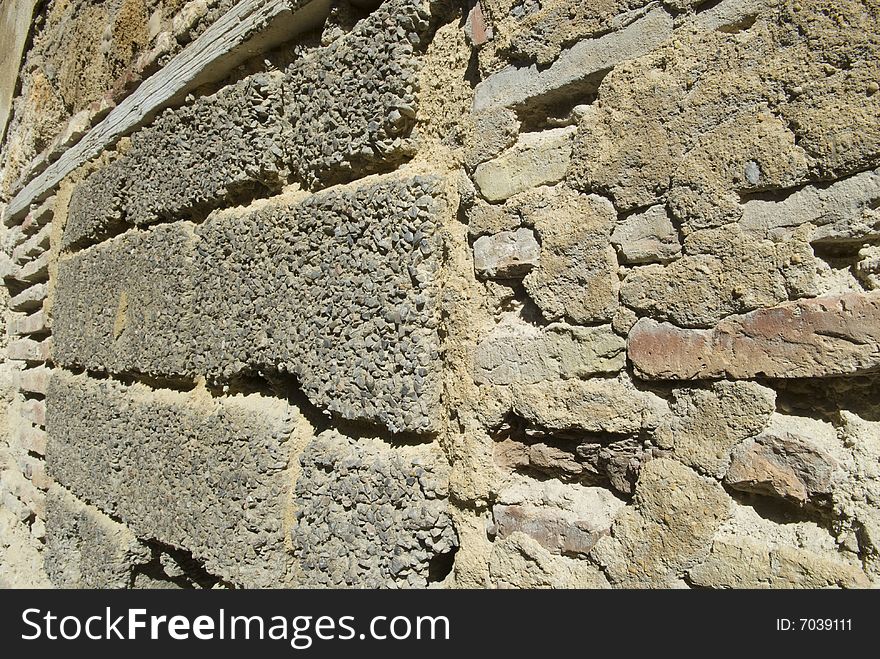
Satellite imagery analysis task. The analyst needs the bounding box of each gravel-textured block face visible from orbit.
[45,371,297,588]
[44,484,152,589]
[283,0,433,188]
[52,223,197,375]
[63,0,439,251]
[53,175,446,432]
[64,74,287,250]
[291,431,457,588]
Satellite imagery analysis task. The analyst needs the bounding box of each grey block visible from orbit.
[54,176,445,433]
[45,371,297,588]
[44,484,152,589]
[291,431,456,587]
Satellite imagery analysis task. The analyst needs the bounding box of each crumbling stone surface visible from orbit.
[473,127,575,202]
[611,204,681,265]
[45,370,298,588]
[569,0,880,220]
[591,458,731,587]
[7,0,880,591]
[291,432,457,588]
[656,381,776,478]
[473,228,541,279]
[492,478,624,556]
[489,532,610,588]
[726,432,838,505]
[522,189,619,324]
[620,223,820,328]
[44,484,152,589]
[53,176,446,432]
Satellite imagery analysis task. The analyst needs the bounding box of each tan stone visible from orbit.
[591,458,731,586]
[725,432,838,505]
[657,381,776,478]
[522,190,619,324]
[620,223,819,328]
[473,127,575,202]
[474,320,625,386]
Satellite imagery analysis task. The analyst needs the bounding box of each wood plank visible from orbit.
[3,0,331,224]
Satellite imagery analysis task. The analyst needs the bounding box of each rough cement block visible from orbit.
[291,431,456,587]
[53,175,446,433]
[44,484,152,589]
[46,370,298,588]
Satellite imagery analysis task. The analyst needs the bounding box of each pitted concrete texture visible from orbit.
[64,74,287,249]
[283,0,435,188]
[53,175,446,432]
[291,431,457,587]
[45,370,298,588]
[44,484,152,588]
[63,0,439,250]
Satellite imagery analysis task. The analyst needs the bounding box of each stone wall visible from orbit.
[1,0,878,588]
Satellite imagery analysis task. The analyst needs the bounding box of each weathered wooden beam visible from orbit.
[3,0,331,225]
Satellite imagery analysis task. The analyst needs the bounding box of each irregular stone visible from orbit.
[657,381,776,478]
[590,458,730,586]
[508,377,666,436]
[522,190,619,324]
[667,112,809,231]
[473,127,575,202]
[855,244,880,290]
[726,432,838,505]
[493,0,658,66]
[569,1,880,211]
[494,478,624,556]
[688,535,870,589]
[291,432,456,588]
[44,484,151,589]
[473,228,540,279]
[473,8,673,115]
[466,107,520,169]
[53,176,445,433]
[740,168,880,243]
[611,204,681,264]
[620,223,819,328]
[489,532,610,588]
[474,320,626,386]
[628,292,880,380]
[574,438,650,496]
[46,370,298,588]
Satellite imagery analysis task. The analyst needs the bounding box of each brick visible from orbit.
[13,366,51,395]
[8,310,47,336]
[628,292,880,380]
[18,425,47,456]
[8,283,47,312]
[14,250,50,283]
[6,338,51,362]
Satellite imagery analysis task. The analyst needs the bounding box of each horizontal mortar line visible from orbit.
[53,364,442,446]
[2,0,334,225]
[57,158,434,258]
